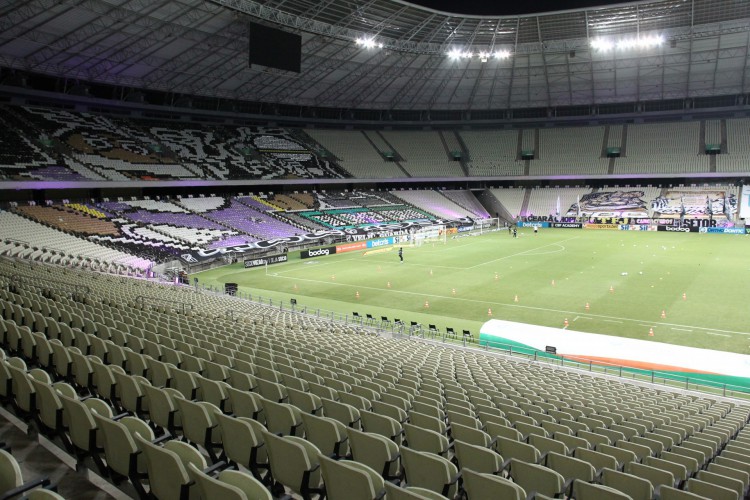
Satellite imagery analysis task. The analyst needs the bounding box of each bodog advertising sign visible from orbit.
[300,246,337,259]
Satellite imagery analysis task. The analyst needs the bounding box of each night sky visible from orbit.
[408,0,624,15]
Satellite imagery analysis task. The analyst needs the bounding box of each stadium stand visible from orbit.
[717,118,750,172]
[460,130,524,177]
[0,257,748,499]
[381,131,465,177]
[304,129,408,178]
[531,126,610,176]
[489,188,528,220]
[614,122,709,175]
[439,190,491,219]
[391,190,483,220]
[526,186,593,218]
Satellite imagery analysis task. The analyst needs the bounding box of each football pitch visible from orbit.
[193,228,750,355]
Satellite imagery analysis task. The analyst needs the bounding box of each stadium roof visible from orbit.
[2,0,750,111]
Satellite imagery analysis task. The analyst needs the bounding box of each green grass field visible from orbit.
[193,228,750,355]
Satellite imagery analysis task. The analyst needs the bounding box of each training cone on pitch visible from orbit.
[387,281,391,288]
[452,288,456,296]
[585,302,590,311]
[682,292,687,300]
[429,269,433,276]
[293,284,298,291]
[494,272,499,281]
[331,274,336,281]
[648,327,654,336]
[514,295,519,303]
[661,309,666,319]
[424,300,429,309]
[551,280,555,286]
[488,308,493,317]
[355,291,360,299]
[609,285,614,293]
[564,318,569,328]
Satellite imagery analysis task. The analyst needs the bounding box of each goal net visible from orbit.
[470,217,500,235]
[413,225,447,246]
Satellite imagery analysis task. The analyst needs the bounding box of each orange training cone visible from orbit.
[355,291,360,299]
[610,285,614,293]
[424,300,429,309]
[494,272,499,281]
[585,302,590,311]
[331,274,335,281]
[661,310,666,319]
[551,280,555,286]
[648,327,654,336]
[488,308,493,317]
[682,292,687,301]
[564,318,569,328]
[514,295,519,303]
[452,288,456,296]
[387,281,391,288]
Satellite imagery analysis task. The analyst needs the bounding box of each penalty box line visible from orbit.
[268,273,749,337]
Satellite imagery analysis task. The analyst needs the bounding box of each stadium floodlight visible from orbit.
[356,37,383,49]
[447,48,466,59]
[592,35,663,52]
[494,50,511,59]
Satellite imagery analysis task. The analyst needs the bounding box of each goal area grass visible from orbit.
[193,228,750,355]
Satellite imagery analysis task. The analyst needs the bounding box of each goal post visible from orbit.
[412,224,447,246]
[472,217,500,235]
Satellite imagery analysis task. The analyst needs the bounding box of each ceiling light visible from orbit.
[356,37,382,49]
[494,50,511,59]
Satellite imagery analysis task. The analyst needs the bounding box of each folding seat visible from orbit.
[403,423,451,457]
[360,410,403,444]
[196,376,230,412]
[708,462,750,494]
[141,384,182,436]
[319,454,384,500]
[226,387,264,422]
[174,398,223,463]
[460,468,525,499]
[91,413,154,499]
[0,448,55,499]
[29,377,75,447]
[601,467,654,500]
[170,368,199,400]
[215,414,269,481]
[529,433,569,458]
[347,427,401,481]
[263,431,324,500]
[685,477,739,500]
[643,456,688,488]
[49,341,72,381]
[68,349,96,394]
[554,432,591,454]
[260,398,304,437]
[187,462,272,500]
[495,435,540,465]
[114,371,148,416]
[696,470,744,499]
[6,359,37,420]
[626,461,678,497]
[572,478,634,499]
[338,392,371,412]
[135,432,207,500]
[307,381,338,402]
[545,451,595,488]
[408,411,448,436]
[575,444,619,473]
[411,401,444,420]
[616,439,653,462]
[400,446,459,499]
[287,387,323,416]
[509,458,567,498]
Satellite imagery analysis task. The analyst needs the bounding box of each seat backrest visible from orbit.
[576,447,619,472]
[495,435,540,464]
[602,468,655,500]
[403,423,450,456]
[696,470,744,499]
[644,456,688,482]
[453,439,503,475]
[300,413,348,459]
[573,479,634,500]
[217,469,273,500]
[626,462,676,493]
[361,410,402,443]
[686,478,739,500]
[347,427,400,479]
[510,458,565,498]
[461,467,525,500]
[187,462,246,500]
[135,433,194,500]
[263,432,322,496]
[319,454,384,500]
[400,446,458,499]
[545,451,595,483]
[0,448,22,493]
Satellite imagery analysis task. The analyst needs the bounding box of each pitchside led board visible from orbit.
[248,22,301,73]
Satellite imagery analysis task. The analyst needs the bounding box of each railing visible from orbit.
[134,295,194,315]
[397,331,750,400]
[196,280,750,401]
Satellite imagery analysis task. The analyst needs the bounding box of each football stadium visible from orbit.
[1,0,750,497]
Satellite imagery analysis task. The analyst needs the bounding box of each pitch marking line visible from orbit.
[603,319,623,324]
[671,328,693,332]
[706,333,731,337]
[267,274,750,337]
[465,236,580,270]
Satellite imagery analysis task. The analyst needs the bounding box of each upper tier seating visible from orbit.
[489,188,527,219]
[461,130,524,177]
[531,126,610,176]
[304,129,408,179]
[717,118,750,172]
[380,131,464,177]
[614,122,709,174]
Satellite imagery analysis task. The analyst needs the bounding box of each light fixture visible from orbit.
[356,37,383,49]
[447,48,510,61]
[591,35,664,51]
[494,50,511,59]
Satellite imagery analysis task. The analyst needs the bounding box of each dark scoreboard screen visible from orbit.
[248,22,301,73]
